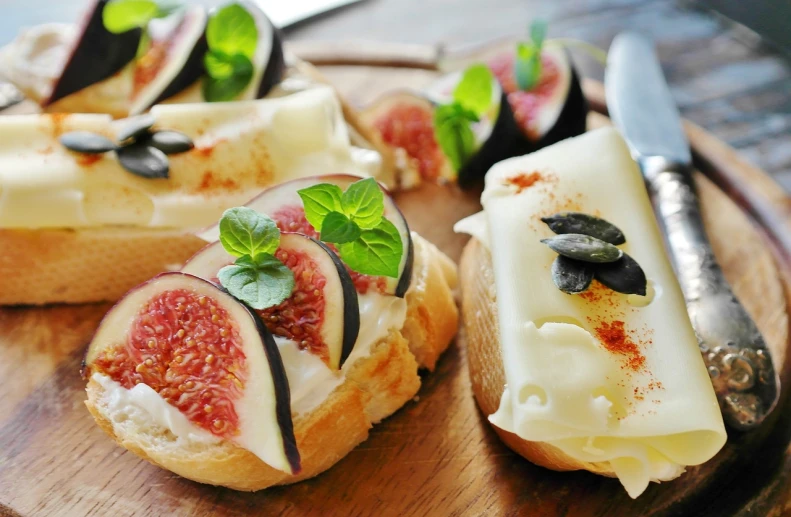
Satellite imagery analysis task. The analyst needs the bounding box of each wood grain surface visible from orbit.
[1,47,791,517]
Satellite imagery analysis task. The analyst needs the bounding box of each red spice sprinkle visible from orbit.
[504,171,544,193]
[76,154,102,167]
[593,320,646,372]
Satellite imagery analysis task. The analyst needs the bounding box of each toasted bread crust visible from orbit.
[85,233,458,490]
[459,237,616,477]
[0,228,208,306]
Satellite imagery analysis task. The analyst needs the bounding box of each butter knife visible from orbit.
[605,32,779,430]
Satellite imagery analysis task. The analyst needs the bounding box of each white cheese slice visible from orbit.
[455,127,726,498]
[0,86,374,229]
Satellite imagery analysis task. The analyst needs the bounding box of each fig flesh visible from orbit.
[129,6,208,115]
[84,272,300,474]
[183,233,360,370]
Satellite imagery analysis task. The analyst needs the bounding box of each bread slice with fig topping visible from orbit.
[85,233,458,490]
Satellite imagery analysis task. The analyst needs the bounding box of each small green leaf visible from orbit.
[341,177,384,229]
[201,51,254,102]
[433,102,478,172]
[206,3,258,60]
[514,19,548,92]
[320,212,362,244]
[452,64,494,117]
[103,0,159,33]
[337,218,403,278]
[218,253,295,310]
[218,207,280,258]
[530,19,548,48]
[297,183,344,231]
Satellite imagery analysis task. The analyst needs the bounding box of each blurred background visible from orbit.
[1,0,789,190]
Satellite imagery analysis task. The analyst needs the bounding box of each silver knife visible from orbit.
[605,32,779,430]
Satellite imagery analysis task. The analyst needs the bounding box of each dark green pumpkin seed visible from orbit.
[116,114,156,142]
[60,131,117,154]
[148,130,194,154]
[551,256,593,294]
[117,143,169,179]
[541,234,623,263]
[541,212,625,245]
[593,253,647,295]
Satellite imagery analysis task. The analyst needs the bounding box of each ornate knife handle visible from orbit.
[643,157,779,430]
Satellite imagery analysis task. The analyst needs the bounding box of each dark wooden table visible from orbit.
[2,0,789,190]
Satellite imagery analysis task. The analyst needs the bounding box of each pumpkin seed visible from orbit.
[148,130,194,155]
[541,234,623,263]
[60,131,117,154]
[551,256,593,294]
[593,253,647,295]
[116,114,156,142]
[541,212,625,245]
[117,143,169,179]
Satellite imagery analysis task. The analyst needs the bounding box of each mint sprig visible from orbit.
[514,19,548,91]
[202,3,259,102]
[102,0,181,34]
[216,207,294,310]
[432,64,495,174]
[297,178,403,278]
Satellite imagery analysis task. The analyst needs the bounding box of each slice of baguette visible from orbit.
[0,228,208,306]
[85,233,459,490]
[459,237,617,477]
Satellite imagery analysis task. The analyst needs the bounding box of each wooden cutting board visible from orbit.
[2,41,791,517]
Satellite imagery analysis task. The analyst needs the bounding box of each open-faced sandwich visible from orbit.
[455,127,727,498]
[82,174,459,489]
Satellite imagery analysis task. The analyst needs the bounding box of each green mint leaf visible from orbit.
[337,218,403,278]
[218,207,280,258]
[452,64,494,117]
[514,42,542,91]
[433,102,478,172]
[320,212,362,244]
[201,51,254,102]
[218,253,294,310]
[297,183,344,231]
[206,3,258,60]
[155,0,183,17]
[340,177,384,229]
[530,19,548,48]
[103,0,159,33]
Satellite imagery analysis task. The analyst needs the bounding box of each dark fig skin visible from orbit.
[46,0,142,105]
[142,9,209,110]
[256,27,286,99]
[393,203,414,298]
[457,50,588,188]
[245,303,302,474]
[304,236,361,367]
[457,91,527,188]
[532,61,588,151]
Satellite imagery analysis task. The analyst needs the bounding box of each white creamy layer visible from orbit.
[0,86,377,229]
[455,128,726,498]
[93,290,406,466]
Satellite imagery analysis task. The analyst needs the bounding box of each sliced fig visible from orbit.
[234,0,286,100]
[196,174,414,298]
[83,272,300,474]
[360,92,453,182]
[128,6,208,115]
[182,233,360,370]
[488,44,588,149]
[424,71,526,187]
[45,0,142,105]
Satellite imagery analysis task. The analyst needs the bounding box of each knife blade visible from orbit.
[605,32,779,430]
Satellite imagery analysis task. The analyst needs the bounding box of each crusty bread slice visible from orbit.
[459,237,617,478]
[0,228,208,306]
[85,233,459,490]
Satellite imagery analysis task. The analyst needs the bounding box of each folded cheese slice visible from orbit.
[0,86,377,229]
[455,127,726,498]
